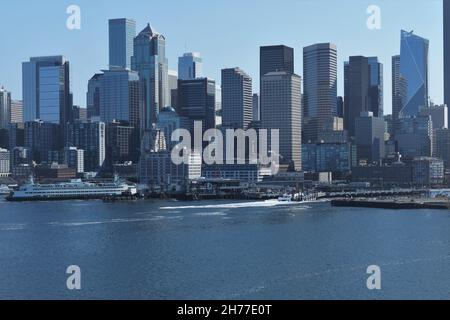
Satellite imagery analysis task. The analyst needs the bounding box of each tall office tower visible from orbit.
[261,71,302,171]
[87,73,103,119]
[24,120,61,164]
[445,0,450,126]
[109,18,136,70]
[419,103,448,130]
[221,68,253,129]
[105,121,139,170]
[22,56,72,125]
[260,45,294,78]
[65,121,106,172]
[168,70,178,108]
[98,69,140,128]
[252,94,260,122]
[0,87,11,129]
[178,52,203,80]
[8,123,25,150]
[396,116,433,158]
[400,30,429,117]
[302,43,338,142]
[355,111,385,164]
[131,24,169,130]
[434,128,450,169]
[10,100,23,124]
[177,78,216,135]
[392,55,407,136]
[344,56,370,137]
[368,57,384,117]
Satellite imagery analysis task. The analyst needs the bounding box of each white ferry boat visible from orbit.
[6,176,137,202]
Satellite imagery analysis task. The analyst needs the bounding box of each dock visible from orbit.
[331,198,450,210]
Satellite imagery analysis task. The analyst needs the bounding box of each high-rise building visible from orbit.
[168,70,178,108]
[355,111,385,164]
[71,105,88,123]
[396,115,433,158]
[105,121,139,170]
[260,45,294,78]
[131,24,169,130]
[178,52,203,80]
[368,57,384,117]
[221,68,253,129]
[63,147,84,174]
[65,121,106,172]
[399,30,429,117]
[109,18,136,70]
[22,56,72,125]
[177,78,216,135]
[419,104,448,130]
[302,43,338,142]
[434,128,450,169]
[0,87,11,129]
[344,56,370,137]
[10,100,23,124]
[261,71,302,171]
[392,55,407,136]
[444,1,450,126]
[24,120,61,164]
[98,69,140,128]
[87,73,103,119]
[252,94,260,122]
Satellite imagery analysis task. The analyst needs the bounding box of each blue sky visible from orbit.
[0,0,443,114]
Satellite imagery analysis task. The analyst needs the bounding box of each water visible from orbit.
[0,197,450,300]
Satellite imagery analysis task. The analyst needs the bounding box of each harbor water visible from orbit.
[0,198,450,300]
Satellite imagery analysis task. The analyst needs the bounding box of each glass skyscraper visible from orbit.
[109,18,136,70]
[178,52,203,81]
[22,56,72,125]
[0,87,11,130]
[98,69,140,128]
[302,43,338,142]
[444,1,450,126]
[368,57,383,118]
[399,30,429,118]
[131,24,169,131]
[221,67,253,130]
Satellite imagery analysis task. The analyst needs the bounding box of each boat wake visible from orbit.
[160,200,310,210]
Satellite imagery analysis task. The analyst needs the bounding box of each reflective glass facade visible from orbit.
[400,30,429,118]
[109,18,136,70]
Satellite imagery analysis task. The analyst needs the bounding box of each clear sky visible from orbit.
[0,0,444,115]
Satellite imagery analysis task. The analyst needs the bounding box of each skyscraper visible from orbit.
[22,56,72,125]
[109,18,136,70]
[344,56,370,137]
[399,30,429,117]
[261,71,302,171]
[131,24,169,130]
[178,52,203,80]
[355,111,385,164]
[368,57,384,117]
[260,45,294,78]
[65,121,106,172]
[252,94,260,122]
[168,69,178,109]
[87,73,103,119]
[98,69,140,128]
[392,55,407,137]
[221,68,253,129]
[0,87,11,129]
[10,100,23,124]
[444,0,450,126]
[303,43,338,142]
[177,78,216,135]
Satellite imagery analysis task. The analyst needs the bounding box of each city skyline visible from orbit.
[0,0,444,115]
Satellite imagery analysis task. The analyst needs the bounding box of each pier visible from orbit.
[331,198,450,210]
